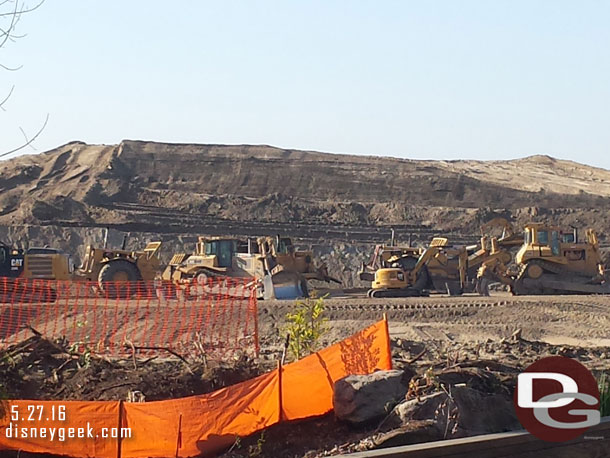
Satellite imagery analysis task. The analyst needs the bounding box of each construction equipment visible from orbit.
[274,236,341,284]
[0,242,73,302]
[75,239,162,298]
[478,223,610,295]
[0,242,72,281]
[359,244,423,283]
[367,239,468,298]
[479,217,523,247]
[161,236,308,300]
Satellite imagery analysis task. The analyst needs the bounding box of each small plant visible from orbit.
[69,341,92,369]
[284,294,328,360]
[248,431,265,457]
[599,372,609,417]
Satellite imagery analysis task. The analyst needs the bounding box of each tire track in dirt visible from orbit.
[259,294,610,347]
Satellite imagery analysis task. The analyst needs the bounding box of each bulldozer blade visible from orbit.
[263,272,307,300]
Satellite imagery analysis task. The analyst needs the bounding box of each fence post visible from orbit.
[383,313,392,370]
[116,400,124,458]
[277,360,284,423]
[252,293,259,357]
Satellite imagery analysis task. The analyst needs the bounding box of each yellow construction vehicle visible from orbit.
[75,240,162,297]
[367,239,467,298]
[478,223,610,295]
[161,236,308,300]
[359,244,423,283]
[274,236,341,284]
[479,217,523,247]
[0,242,72,281]
[0,242,73,302]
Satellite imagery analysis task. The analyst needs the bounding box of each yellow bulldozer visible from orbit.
[161,236,333,300]
[477,223,610,295]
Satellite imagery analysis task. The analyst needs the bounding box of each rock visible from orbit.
[393,386,519,437]
[333,370,407,424]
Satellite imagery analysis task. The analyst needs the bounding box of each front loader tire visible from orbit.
[98,260,141,299]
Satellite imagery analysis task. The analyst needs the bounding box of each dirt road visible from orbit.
[259,294,610,349]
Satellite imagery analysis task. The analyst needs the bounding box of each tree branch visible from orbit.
[0,113,49,158]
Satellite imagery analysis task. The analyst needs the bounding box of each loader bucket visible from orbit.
[263,271,307,300]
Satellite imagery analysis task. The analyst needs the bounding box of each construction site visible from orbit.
[0,141,609,457]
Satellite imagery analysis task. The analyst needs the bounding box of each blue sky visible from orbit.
[2,1,609,169]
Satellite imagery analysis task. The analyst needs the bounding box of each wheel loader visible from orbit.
[477,223,610,295]
[0,242,73,302]
[160,236,309,300]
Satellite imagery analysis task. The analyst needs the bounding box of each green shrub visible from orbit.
[284,294,328,360]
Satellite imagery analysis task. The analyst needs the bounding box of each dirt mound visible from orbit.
[1,140,609,236]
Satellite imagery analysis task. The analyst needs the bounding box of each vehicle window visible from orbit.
[205,241,217,255]
[537,230,549,245]
[524,230,531,244]
[218,241,234,267]
[551,231,560,256]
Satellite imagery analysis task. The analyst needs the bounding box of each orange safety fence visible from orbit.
[0,277,259,359]
[0,319,392,458]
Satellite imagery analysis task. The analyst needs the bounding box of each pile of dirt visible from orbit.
[1,140,610,242]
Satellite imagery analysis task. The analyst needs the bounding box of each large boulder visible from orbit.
[333,370,407,424]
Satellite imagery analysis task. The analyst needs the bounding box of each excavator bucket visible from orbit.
[263,270,307,300]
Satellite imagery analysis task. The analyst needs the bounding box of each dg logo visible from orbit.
[514,356,600,442]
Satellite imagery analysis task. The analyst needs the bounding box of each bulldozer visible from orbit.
[273,236,341,285]
[74,238,163,298]
[477,223,610,295]
[362,222,517,297]
[160,236,310,300]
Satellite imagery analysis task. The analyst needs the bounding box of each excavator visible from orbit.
[366,238,468,298]
[477,223,610,295]
[362,219,520,297]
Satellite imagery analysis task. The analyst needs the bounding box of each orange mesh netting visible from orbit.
[0,319,391,457]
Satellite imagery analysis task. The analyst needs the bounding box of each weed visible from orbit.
[599,372,609,417]
[284,294,328,360]
[248,431,265,457]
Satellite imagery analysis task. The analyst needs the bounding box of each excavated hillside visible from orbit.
[1,140,609,284]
